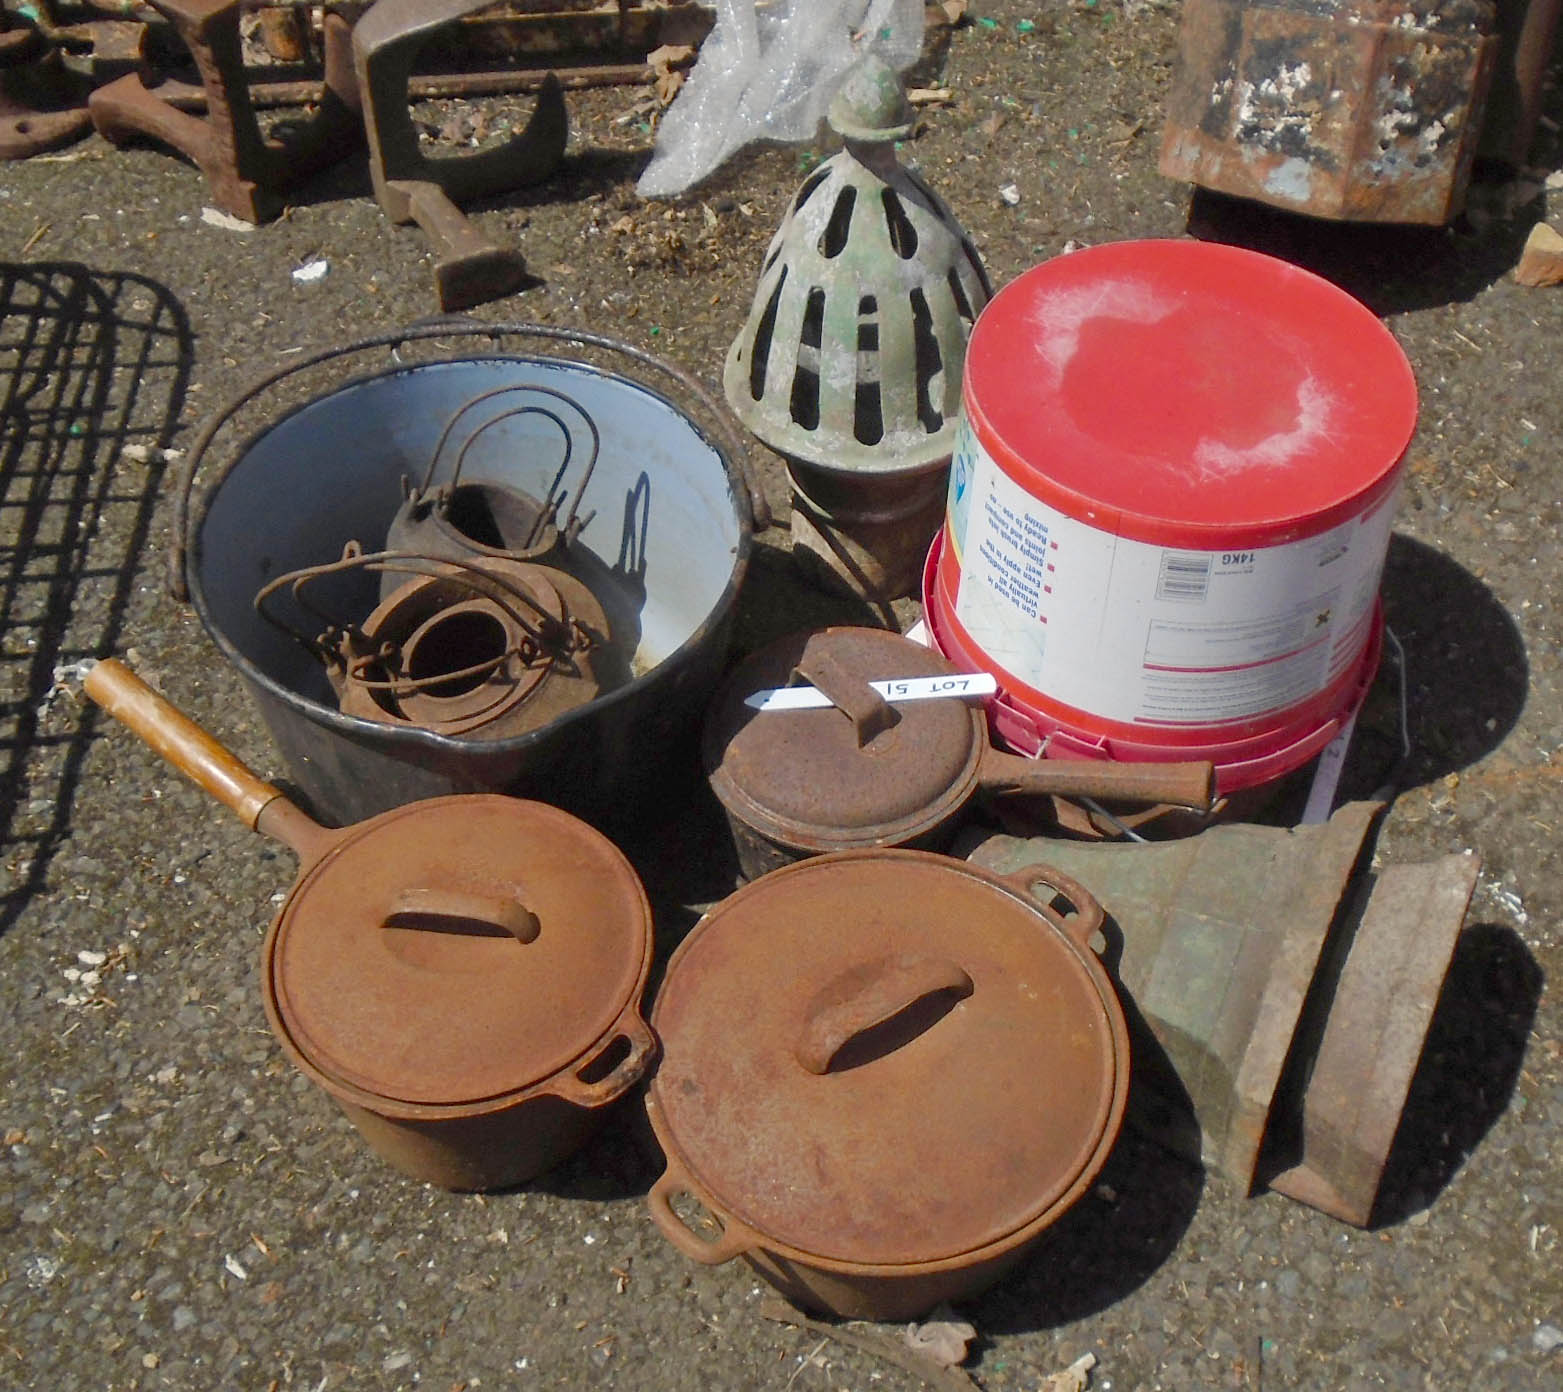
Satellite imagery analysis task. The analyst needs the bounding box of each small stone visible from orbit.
[1535,1324,1563,1354]
[77,949,107,967]
[142,1353,160,1369]
[172,1306,196,1333]
[21,1202,51,1224]
[1514,223,1563,287]
[383,1351,414,1372]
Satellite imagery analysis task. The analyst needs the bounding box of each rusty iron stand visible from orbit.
[0,11,94,160]
[87,0,363,222]
[353,0,567,311]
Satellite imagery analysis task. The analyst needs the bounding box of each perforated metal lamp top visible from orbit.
[724,62,992,475]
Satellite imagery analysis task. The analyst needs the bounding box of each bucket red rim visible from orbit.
[921,533,1381,795]
[961,239,1418,550]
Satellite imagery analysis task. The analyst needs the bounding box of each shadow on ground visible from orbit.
[1336,533,1529,803]
[0,262,193,935]
[1184,178,1541,316]
[1371,920,1544,1227]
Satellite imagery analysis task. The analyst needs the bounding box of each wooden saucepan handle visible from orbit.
[83,658,288,832]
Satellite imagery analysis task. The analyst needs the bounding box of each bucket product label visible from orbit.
[946,439,1397,727]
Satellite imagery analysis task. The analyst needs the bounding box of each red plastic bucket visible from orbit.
[929,240,1412,793]
[923,533,1381,795]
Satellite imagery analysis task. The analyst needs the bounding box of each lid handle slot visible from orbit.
[791,649,899,748]
[796,955,973,1075]
[382,887,540,943]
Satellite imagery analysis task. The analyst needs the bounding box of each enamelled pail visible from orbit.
[927,240,1417,795]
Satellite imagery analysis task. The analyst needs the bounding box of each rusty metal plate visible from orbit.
[1268,851,1480,1223]
[704,627,982,851]
[1160,0,1498,224]
[649,850,1128,1267]
[966,801,1384,1191]
[269,795,651,1107]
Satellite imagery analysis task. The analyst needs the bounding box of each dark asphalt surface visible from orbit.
[1,3,1560,1389]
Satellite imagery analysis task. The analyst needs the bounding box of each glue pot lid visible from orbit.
[266,796,652,1107]
[703,627,984,847]
[649,851,1129,1266]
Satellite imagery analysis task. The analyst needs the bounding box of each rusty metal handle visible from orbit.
[977,748,1216,811]
[996,864,1107,950]
[382,886,540,943]
[82,658,288,833]
[646,1150,760,1266]
[549,1006,657,1109]
[171,320,772,600]
[795,955,974,1076]
[791,649,898,748]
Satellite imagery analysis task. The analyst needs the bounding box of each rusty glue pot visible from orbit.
[175,322,762,826]
[703,626,1215,880]
[83,660,657,1193]
[645,850,1130,1321]
[260,792,656,1190]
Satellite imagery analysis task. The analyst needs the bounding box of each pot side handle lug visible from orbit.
[994,865,1107,952]
[548,1007,657,1108]
[646,1157,759,1266]
[795,955,974,1075]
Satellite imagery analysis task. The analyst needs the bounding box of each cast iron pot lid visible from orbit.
[703,627,985,849]
[267,796,651,1107]
[649,850,1128,1267]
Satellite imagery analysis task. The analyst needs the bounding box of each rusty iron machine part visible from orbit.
[37,0,706,117]
[1477,0,1563,167]
[352,0,568,311]
[383,380,604,592]
[87,0,363,222]
[82,658,657,1193]
[255,545,611,740]
[1160,0,1500,225]
[0,12,95,159]
[964,801,1481,1226]
[251,0,714,75]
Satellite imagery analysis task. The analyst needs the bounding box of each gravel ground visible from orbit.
[1,3,1560,1389]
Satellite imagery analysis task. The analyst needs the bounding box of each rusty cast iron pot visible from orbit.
[645,849,1130,1321]
[703,627,1216,879]
[84,660,656,1191]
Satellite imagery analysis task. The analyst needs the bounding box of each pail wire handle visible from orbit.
[170,320,773,601]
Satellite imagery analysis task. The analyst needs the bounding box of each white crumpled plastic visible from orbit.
[636,0,925,199]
